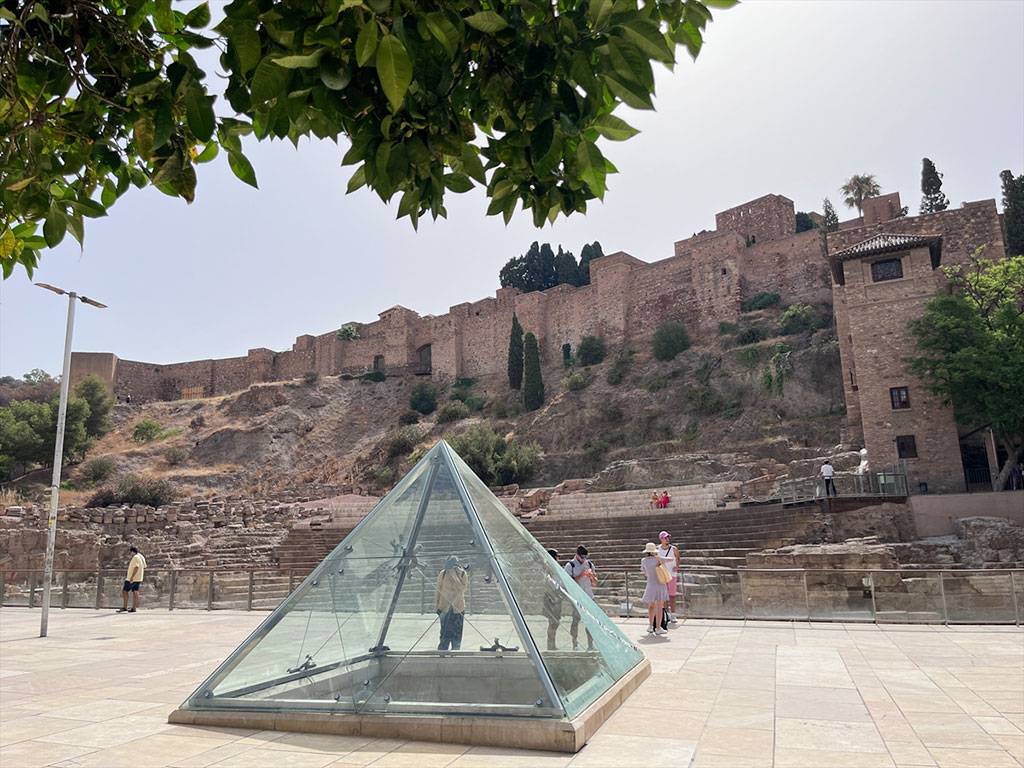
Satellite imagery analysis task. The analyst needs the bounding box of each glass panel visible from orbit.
[1014,573,1024,624]
[741,571,808,620]
[448,446,644,719]
[172,571,212,610]
[1,571,33,606]
[251,571,291,611]
[63,571,99,608]
[942,571,1016,624]
[681,570,744,619]
[806,570,874,622]
[872,571,944,623]
[213,570,252,610]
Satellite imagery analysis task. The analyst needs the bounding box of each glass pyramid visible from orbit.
[181,441,644,721]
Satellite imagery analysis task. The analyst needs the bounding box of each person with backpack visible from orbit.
[641,543,669,636]
[563,545,596,650]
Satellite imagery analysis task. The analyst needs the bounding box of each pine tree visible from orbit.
[522,332,544,411]
[538,243,558,290]
[507,314,524,390]
[919,158,949,214]
[822,198,839,231]
[1000,169,1024,256]
[553,246,579,286]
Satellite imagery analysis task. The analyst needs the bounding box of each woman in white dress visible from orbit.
[641,542,669,636]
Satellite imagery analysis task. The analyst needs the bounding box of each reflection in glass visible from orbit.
[183,441,644,721]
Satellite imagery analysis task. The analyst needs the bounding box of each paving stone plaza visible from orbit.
[1,608,1021,768]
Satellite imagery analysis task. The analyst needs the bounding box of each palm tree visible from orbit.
[840,174,882,216]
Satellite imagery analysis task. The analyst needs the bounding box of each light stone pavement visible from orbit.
[1,609,1022,768]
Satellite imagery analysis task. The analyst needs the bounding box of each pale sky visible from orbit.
[2,0,1023,378]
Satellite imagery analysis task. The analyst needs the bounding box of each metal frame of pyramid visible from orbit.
[170,441,650,752]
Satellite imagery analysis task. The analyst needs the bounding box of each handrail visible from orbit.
[1,566,1020,625]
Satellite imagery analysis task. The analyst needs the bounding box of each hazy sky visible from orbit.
[2,0,1023,378]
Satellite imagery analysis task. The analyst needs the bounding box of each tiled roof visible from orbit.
[833,233,941,261]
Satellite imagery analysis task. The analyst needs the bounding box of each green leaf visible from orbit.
[274,49,325,69]
[184,2,211,28]
[576,140,607,197]
[133,116,154,159]
[43,206,67,248]
[5,177,34,191]
[153,0,175,33]
[530,120,554,163]
[69,198,107,218]
[185,89,215,142]
[319,56,352,90]
[346,165,367,193]
[195,142,219,163]
[465,11,509,34]
[587,0,613,29]
[621,19,674,63]
[101,179,117,207]
[375,35,412,112]
[152,152,183,187]
[66,215,84,247]
[230,26,262,74]
[356,20,379,67]
[703,0,739,8]
[444,173,473,193]
[228,150,258,188]
[0,228,19,260]
[251,57,292,104]
[425,12,460,59]
[461,145,486,184]
[602,74,654,110]
[592,113,640,141]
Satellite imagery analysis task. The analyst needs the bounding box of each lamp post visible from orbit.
[35,283,107,638]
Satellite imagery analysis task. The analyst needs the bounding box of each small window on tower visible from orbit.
[896,435,918,459]
[871,257,904,282]
[889,386,910,410]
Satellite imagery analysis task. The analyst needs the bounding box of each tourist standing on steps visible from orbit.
[821,460,837,497]
[641,543,669,636]
[656,531,681,624]
[435,555,468,651]
[118,546,146,613]
[543,549,563,651]
[564,545,596,650]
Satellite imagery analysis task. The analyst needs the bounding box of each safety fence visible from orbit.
[2,566,1021,625]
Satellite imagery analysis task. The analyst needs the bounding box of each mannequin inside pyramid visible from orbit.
[435,555,469,651]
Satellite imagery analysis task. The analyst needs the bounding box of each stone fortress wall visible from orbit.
[69,192,1005,418]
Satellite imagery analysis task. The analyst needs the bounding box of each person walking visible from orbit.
[117,546,146,613]
[656,531,682,624]
[641,543,669,636]
[821,460,837,497]
[563,545,596,650]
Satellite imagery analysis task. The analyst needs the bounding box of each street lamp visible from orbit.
[35,282,107,638]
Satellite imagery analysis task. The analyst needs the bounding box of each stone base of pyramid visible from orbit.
[169,657,650,753]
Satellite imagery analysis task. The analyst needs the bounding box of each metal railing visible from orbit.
[2,566,1021,625]
[777,469,908,504]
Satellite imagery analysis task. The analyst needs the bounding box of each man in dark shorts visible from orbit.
[117,546,146,613]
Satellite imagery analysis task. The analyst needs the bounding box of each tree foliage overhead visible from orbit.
[0,0,735,279]
[906,251,1024,490]
[1001,169,1024,256]
[840,174,881,215]
[919,157,949,214]
[499,239,602,293]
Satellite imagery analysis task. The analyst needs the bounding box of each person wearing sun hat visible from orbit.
[656,531,681,624]
[641,542,669,636]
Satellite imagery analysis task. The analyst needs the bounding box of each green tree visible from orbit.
[0,0,733,279]
[449,423,539,485]
[73,375,113,438]
[840,174,881,215]
[919,158,949,214]
[822,198,839,231]
[652,320,691,360]
[794,212,817,233]
[907,252,1024,490]
[576,335,607,365]
[1001,169,1024,256]
[553,246,579,287]
[522,332,544,411]
[578,241,604,285]
[409,382,437,415]
[507,314,524,390]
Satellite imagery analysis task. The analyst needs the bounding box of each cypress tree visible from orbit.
[919,158,949,214]
[820,198,839,257]
[522,332,544,411]
[507,314,524,390]
[553,246,579,287]
[1000,169,1024,256]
